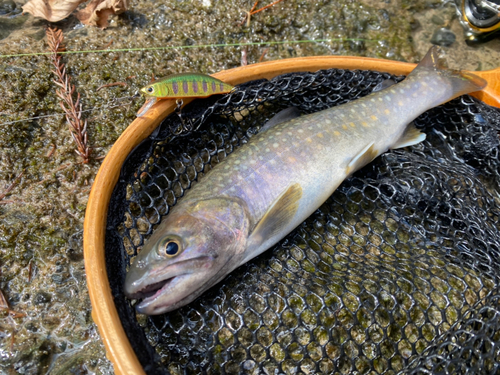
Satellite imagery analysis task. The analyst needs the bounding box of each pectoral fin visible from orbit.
[391,124,426,149]
[346,142,378,175]
[247,183,303,249]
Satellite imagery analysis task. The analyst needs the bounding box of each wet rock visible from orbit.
[430,27,456,46]
[410,18,421,31]
[0,0,16,15]
[25,322,38,332]
[33,291,51,305]
[431,14,444,26]
[66,248,83,262]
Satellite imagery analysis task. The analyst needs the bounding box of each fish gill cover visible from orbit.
[105,68,500,374]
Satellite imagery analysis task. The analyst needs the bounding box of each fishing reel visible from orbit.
[455,0,500,44]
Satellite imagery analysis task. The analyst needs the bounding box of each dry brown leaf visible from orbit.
[22,0,128,27]
[76,0,129,28]
[22,0,87,22]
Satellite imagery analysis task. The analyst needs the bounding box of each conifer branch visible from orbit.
[46,26,91,164]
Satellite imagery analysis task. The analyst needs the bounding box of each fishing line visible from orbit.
[0,38,378,58]
[0,95,138,126]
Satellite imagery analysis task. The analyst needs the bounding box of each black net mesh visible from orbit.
[104,68,500,375]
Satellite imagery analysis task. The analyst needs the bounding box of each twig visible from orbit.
[241,46,248,66]
[46,26,91,164]
[28,259,33,283]
[239,1,259,26]
[102,39,114,49]
[96,82,127,91]
[0,289,25,318]
[240,0,285,26]
[46,143,56,158]
[251,0,285,15]
[0,169,24,201]
[259,47,270,62]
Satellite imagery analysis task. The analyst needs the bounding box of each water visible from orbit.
[0,0,499,373]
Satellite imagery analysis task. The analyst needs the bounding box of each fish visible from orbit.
[140,73,234,99]
[124,46,487,315]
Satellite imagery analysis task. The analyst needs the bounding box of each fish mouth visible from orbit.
[127,276,177,301]
[124,255,216,314]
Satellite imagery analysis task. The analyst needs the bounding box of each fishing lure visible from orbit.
[140,73,234,99]
[137,73,235,117]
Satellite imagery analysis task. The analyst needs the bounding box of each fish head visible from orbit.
[124,197,250,315]
[140,82,165,98]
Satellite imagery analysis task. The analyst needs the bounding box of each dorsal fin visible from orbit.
[372,78,397,93]
[260,107,301,133]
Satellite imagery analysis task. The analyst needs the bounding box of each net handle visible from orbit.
[83,54,499,375]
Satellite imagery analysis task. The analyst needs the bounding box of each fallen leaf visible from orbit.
[76,0,129,28]
[22,0,87,22]
[22,0,129,27]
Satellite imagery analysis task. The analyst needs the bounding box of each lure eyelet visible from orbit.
[159,238,182,257]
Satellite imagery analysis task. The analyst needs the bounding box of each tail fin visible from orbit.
[409,46,487,101]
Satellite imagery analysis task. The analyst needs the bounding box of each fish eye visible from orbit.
[147,87,154,93]
[159,238,182,257]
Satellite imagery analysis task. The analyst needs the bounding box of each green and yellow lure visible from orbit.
[140,73,234,99]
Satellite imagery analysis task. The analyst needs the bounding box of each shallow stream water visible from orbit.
[0,0,499,373]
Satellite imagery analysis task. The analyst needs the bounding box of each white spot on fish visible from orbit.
[273,143,279,148]
[385,96,391,102]
[384,109,390,114]
[298,129,304,133]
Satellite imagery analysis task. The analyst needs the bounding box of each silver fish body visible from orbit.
[124,47,486,315]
